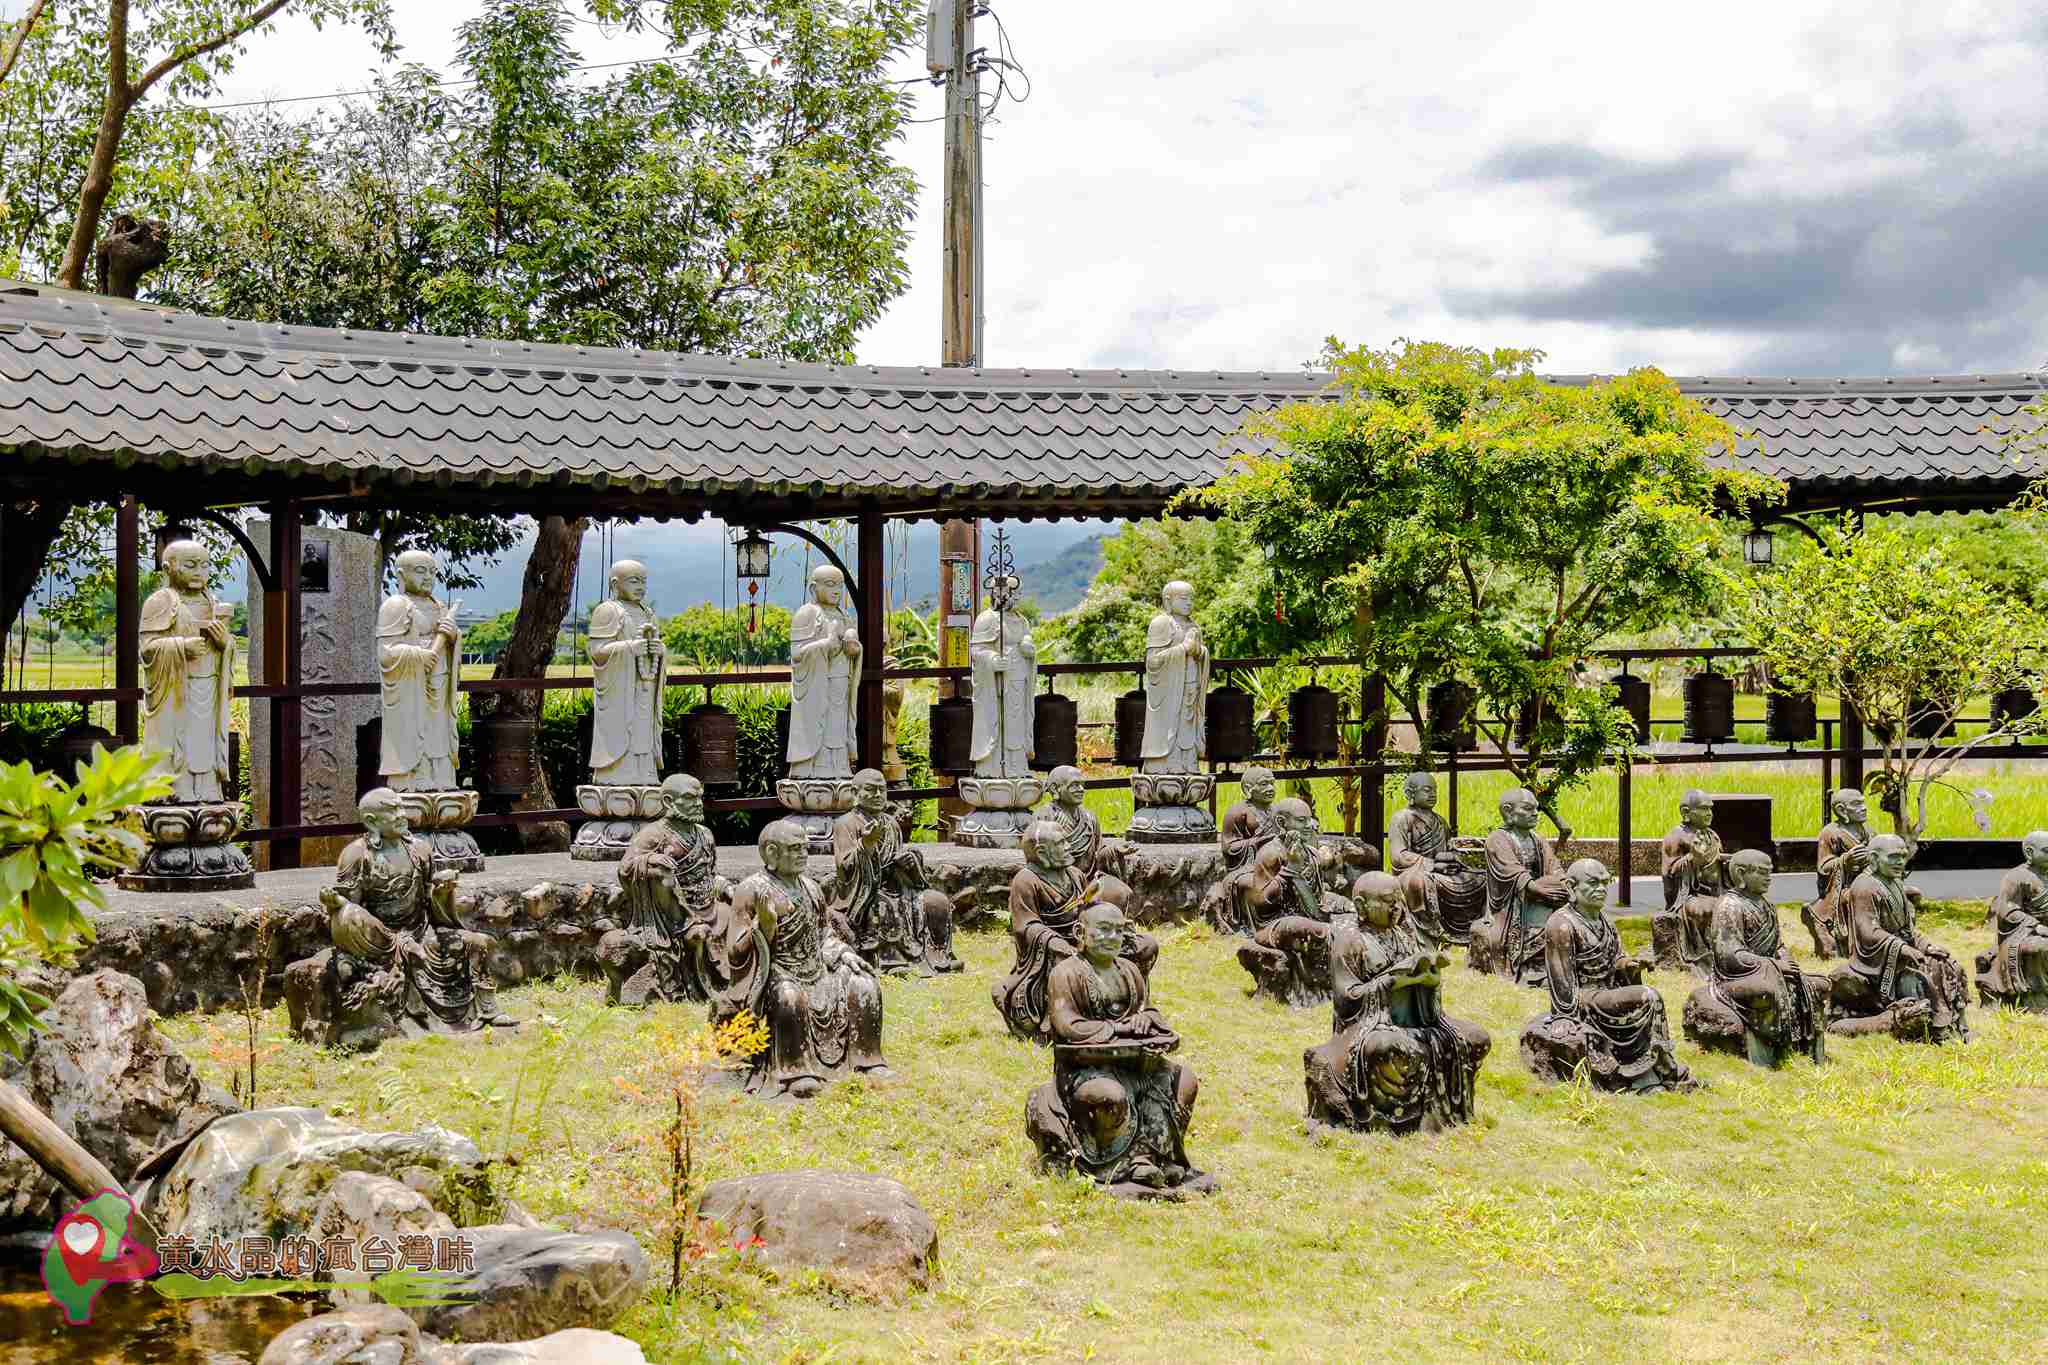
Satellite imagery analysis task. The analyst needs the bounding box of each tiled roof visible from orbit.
[1,282,2039,517]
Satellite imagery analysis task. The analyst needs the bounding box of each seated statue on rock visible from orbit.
[1304,871,1491,1136]
[1978,831,2048,1012]
[1025,901,1216,1199]
[1520,859,1698,1094]
[1826,833,1969,1043]
[994,820,1156,1043]
[1470,787,1568,985]
[1387,771,1486,946]
[1656,789,1728,974]
[713,818,891,1099]
[1802,787,1915,957]
[1211,798,1355,1007]
[1220,766,1282,874]
[827,769,960,976]
[1044,764,1130,883]
[1682,849,1828,1068]
[599,774,730,1006]
[289,788,515,1050]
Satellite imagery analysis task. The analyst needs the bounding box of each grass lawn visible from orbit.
[160,901,2048,1364]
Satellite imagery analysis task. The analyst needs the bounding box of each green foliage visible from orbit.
[464,609,521,661]
[1184,339,1780,834]
[1730,519,2045,840]
[0,743,169,1056]
[662,603,792,668]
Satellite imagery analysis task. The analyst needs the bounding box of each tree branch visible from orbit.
[131,0,293,99]
[0,0,49,88]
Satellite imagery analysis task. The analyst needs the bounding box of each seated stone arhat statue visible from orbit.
[712,818,891,1099]
[1303,872,1492,1136]
[1656,789,1728,975]
[827,769,960,976]
[1470,787,1569,984]
[1024,901,1215,1199]
[1803,787,1875,957]
[1978,830,2048,1012]
[285,788,515,1051]
[1213,798,1355,1006]
[1682,849,1828,1068]
[599,774,731,1006]
[994,819,1155,1043]
[1043,764,1130,884]
[1520,859,1698,1094]
[1826,834,1969,1043]
[1219,767,1282,874]
[1387,771,1485,946]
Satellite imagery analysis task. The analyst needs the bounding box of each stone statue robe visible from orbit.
[377,593,460,791]
[1804,820,1870,956]
[994,866,1159,1042]
[1388,806,1485,945]
[1220,799,1279,874]
[786,599,856,780]
[327,836,495,1038]
[1140,611,1206,772]
[587,599,665,786]
[1050,801,1125,883]
[1700,888,1825,1060]
[827,808,956,975]
[611,818,725,1002]
[1304,917,1490,1134]
[1981,864,2048,1007]
[1482,827,1566,986]
[712,870,886,1097]
[1840,872,1969,1040]
[139,586,231,802]
[1525,907,1693,1092]
[1660,823,1728,972]
[968,605,1035,777]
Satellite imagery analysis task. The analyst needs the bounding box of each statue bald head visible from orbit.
[608,559,649,603]
[394,549,439,594]
[809,564,845,607]
[160,538,211,591]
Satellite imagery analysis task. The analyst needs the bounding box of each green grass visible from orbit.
[161,906,2048,1363]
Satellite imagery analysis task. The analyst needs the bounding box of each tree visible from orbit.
[0,1,50,88]
[1731,520,2044,843]
[1184,340,1779,836]
[54,0,395,292]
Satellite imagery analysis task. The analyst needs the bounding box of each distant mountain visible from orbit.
[1015,533,1108,613]
[464,517,1119,617]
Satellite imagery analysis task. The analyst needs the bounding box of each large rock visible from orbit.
[0,969,238,1230]
[417,1225,648,1343]
[316,1171,459,1301]
[439,1331,648,1364]
[259,1304,430,1365]
[696,1169,938,1295]
[146,1108,484,1242]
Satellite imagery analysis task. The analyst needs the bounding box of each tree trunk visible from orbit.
[489,515,588,851]
[57,1,133,293]
[1,496,73,638]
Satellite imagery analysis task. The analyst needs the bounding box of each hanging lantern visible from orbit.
[1114,688,1148,767]
[1764,687,1817,745]
[1425,679,1477,752]
[928,696,974,775]
[1031,689,1078,771]
[1609,670,1652,744]
[1288,683,1340,760]
[1992,682,2038,729]
[1743,527,1775,566]
[1681,668,1736,745]
[1205,683,1256,764]
[733,530,773,580]
[683,701,739,785]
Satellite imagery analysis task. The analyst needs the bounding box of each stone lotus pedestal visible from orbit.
[571,784,663,861]
[776,777,857,853]
[118,802,256,892]
[397,790,484,873]
[955,775,1044,849]
[1125,772,1217,844]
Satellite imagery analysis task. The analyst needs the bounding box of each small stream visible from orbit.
[0,1262,316,1364]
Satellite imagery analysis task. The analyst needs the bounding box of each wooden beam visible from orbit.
[265,505,304,869]
[0,1078,158,1254]
[113,496,139,744]
[856,503,886,774]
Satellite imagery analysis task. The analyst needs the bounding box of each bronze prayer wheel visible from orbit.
[1287,683,1339,760]
[53,720,117,779]
[928,695,974,775]
[470,714,537,797]
[1425,678,1477,752]
[1031,690,1078,771]
[1114,688,1147,767]
[682,702,740,785]
[1764,687,1816,744]
[1205,684,1256,763]
[1905,697,1955,740]
[1992,684,2038,729]
[1681,669,1735,745]
[1609,671,1652,744]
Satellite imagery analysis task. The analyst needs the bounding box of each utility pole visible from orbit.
[931,0,983,828]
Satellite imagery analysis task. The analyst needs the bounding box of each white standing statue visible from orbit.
[377,549,462,792]
[786,564,860,781]
[587,559,666,786]
[1141,579,1209,772]
[969,573,1037,777]
[139,539,233,803]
